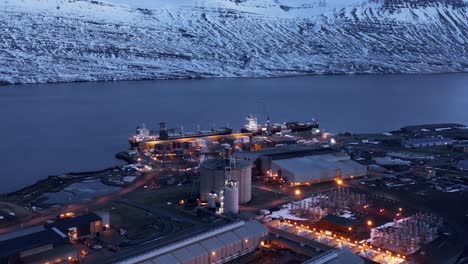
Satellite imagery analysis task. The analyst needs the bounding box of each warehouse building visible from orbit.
[259,148,338,175]
[403,137,454,148]
[116,220,268,264]
[304,249,364,264]
[21,245,78,264]
[45,213,103,241]
[0,225,70,264]
[269,152,367,185]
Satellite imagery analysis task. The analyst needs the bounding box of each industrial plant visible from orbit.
[1,119,467,264]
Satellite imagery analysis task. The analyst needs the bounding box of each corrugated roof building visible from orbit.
[270,152,367,184]
[304,249,364,264]
[115,221,267,264]
[0,225,68,263]
[45,213,103,240]
[152,253,180,264]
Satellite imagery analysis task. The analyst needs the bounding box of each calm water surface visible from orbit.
[0,74,467,193]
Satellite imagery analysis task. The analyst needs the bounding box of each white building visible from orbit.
[270,152,367,184]
[115,221,268,264]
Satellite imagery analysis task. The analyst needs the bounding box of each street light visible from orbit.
[367,220,373,227]
[335,178,343,186]
[294,189,301,196]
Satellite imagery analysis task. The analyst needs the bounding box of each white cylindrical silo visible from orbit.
[207,192,217,208]
[223,182,239,214]
[231,160,251,204]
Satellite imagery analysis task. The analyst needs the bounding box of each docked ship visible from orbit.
[240,115,319,135]
[129,122,233,148]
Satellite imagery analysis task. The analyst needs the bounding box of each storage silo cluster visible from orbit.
[200,158,252,207]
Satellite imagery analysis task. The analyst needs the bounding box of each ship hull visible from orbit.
[129,140,141,149]
[287,124,319,133]
[129,128,233,148]
[242,121,319,135]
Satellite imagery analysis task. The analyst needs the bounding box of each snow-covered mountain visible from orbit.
[0,0,467,84]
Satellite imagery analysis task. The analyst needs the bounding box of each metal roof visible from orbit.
[217,231,240,246]
[115,221,267,264]
[305,249,364,264]
[185,243,207,258]
[116,221,247,264]
[232,226,250,239]
[46,213,102,232]
[171,247,191,262]
[153,253,179,264]
[243,219,268,236]
[0,228,67,258]
[200,236,223,251]
[272,154,367,182]
[21,244,77,264]
[0,225,46,242]
[137,261,154,264]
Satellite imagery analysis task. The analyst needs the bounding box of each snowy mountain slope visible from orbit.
[0,0,467,84]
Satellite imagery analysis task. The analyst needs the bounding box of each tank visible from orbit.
[207,192,217,209]
[223,182,239,214]
[199,159,251,204]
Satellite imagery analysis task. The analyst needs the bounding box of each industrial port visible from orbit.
[1,117,468,264]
